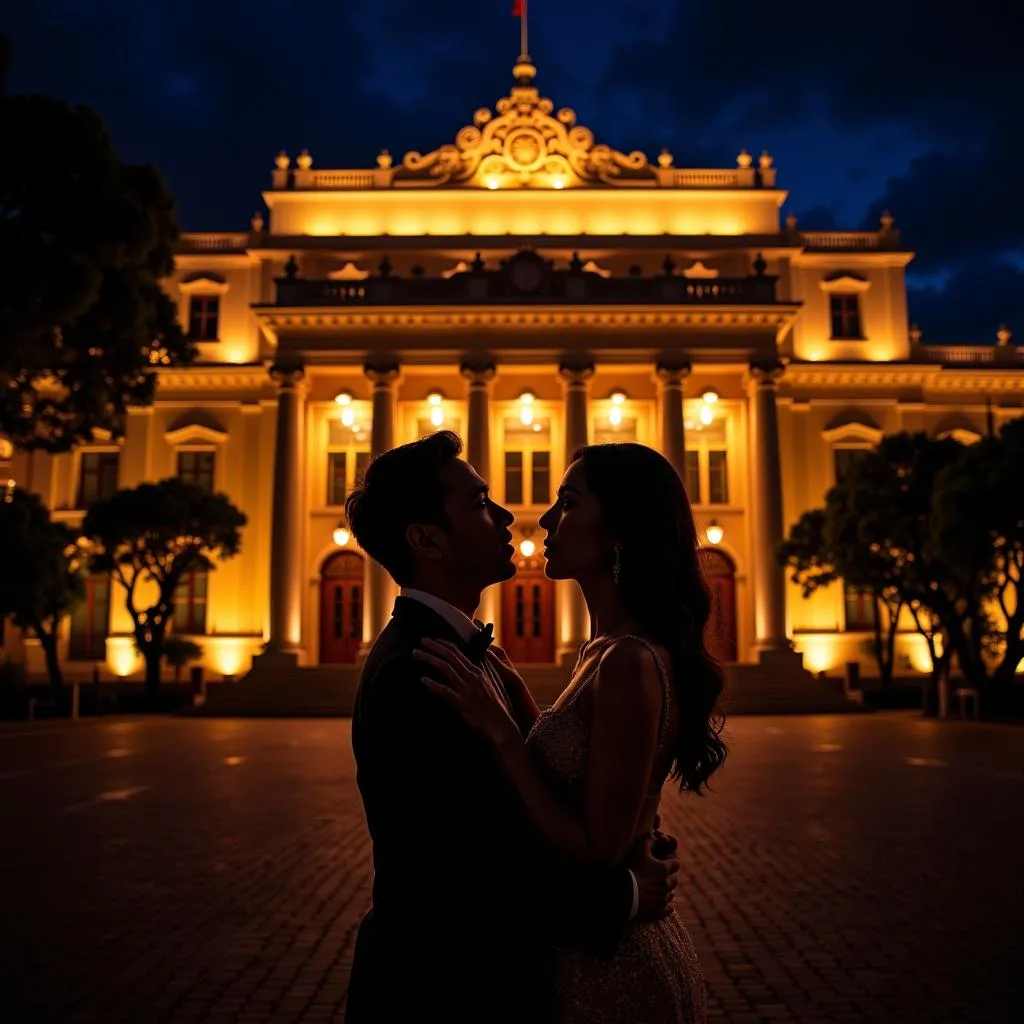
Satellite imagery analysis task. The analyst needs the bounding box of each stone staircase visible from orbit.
[188,648,860,717]
[189,665,362,717]
[722,651,862,715]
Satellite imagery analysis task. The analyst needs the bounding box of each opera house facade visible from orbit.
[3,57,1021,709]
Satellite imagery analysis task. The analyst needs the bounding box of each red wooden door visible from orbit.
[319,552,364,664]
[702,549,738,663]
[501,561,555,664]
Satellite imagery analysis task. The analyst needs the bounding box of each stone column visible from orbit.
[656,362,691,482]
[748,361,788,654]
[561,363,594,461]
[461,362,495,481]
[363,363,400,649]
[266,362,307,655]
[558,363,594,658]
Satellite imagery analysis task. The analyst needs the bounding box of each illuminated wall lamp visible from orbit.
[706,521,724,545]
[519,538,536,557]
[335,390,355,427]
[427,391,445,427]
[333,525,351,547]
[698,388,718,426]
[609,390,626,427]
[519,391,535,426]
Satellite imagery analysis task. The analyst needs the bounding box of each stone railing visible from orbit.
[800,232,882,250]
[304,170,378,189]
[180,233,251,251]
[911,345,1024,365]
[273,269,781,307]
[270,164,775,190]
[668,169,745,188]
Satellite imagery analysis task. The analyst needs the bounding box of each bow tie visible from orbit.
[466,621,494,661]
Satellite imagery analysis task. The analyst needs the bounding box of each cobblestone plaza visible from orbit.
[1,713,1020,1023]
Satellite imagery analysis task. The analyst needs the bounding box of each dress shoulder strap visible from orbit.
[584,634,673,752]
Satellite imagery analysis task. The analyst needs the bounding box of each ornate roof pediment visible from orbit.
[165,411,228,447]
[821,410,884,445]
[398,60,655,190]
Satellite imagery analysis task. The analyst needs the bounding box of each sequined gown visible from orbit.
[525,636,707,1024]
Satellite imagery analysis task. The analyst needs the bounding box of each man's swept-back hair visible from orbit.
[344,430,463,585]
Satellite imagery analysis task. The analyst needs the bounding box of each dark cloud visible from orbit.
[598,1,1016,139]
[4,1,1020,342]
[863,136,1024,273]
[908,258,1021,344]
[792,205,840,231]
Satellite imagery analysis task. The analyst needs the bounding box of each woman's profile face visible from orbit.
[538,459,613,581]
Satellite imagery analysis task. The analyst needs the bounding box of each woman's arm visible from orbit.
[488,644,541,733]
[491,640,663,867]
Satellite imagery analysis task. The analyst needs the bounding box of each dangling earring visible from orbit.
[613,543,623,585]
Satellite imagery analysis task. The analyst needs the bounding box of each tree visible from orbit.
[779,505,905,689]
[0,487,85,688]
[83,479,246,697]
[160,637,204,685]
[780,434,965,694]
[828,434,963,696]
[0,36,195,453]
[932,419,1024,692]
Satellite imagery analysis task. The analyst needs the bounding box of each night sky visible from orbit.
[6,1,1019,344]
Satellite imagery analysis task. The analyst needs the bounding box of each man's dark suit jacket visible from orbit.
[344,595,633,1023]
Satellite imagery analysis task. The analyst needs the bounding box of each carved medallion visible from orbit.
[399,63,656,190]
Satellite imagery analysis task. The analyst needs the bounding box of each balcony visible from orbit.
[272,253,782,307]
[910,344,1024,366]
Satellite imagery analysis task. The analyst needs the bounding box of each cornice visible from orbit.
[156,367,268,390]
[785,363,1024,391]
[254,304,801,333]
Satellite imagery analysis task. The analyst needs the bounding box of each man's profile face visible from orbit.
[436,458,516,588]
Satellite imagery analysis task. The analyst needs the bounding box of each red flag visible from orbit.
[512,0,525,16]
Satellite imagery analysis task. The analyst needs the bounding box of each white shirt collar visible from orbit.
[400,588,479,643]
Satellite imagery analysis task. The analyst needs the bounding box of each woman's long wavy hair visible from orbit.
[573,442,727,793]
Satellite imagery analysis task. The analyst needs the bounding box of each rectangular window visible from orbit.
[830,294,862,340]
[68,573,110,660]
[708,450,729,504]
[833,448,862,485]
[354,450,371,490]
[530,450,550,505]
[505,451,524,505]
[684,450,701,505]
[77,452,119,509]
[188,295,220,341]
[844,584,876,631]
[173,571,208,634]
[327,452,348,506]
[177,451,215,492]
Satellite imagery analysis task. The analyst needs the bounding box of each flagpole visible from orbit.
[521,0,529,59]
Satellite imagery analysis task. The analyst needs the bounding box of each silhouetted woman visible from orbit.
[417,442,727,1023]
